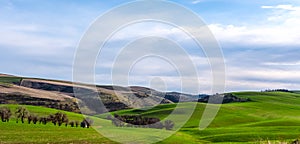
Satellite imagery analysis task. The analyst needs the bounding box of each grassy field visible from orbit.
[1,91,300,143]
[0,105,115,144]
[0,77,22,84]
[1,105,84,121]
[0,105,196,144]
[0,77,22,87]
[0,122,114,144]
[106,91,300,143]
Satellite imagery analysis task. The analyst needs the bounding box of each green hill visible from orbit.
[0,105,199,144]
[1,104,84,121]
[1,91,300,143]
[101,91,300,143]
[0,105,116,144]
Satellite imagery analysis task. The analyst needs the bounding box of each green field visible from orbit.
[103,91,300,143]
[1,91,300,143]
[0,77,22,86]
[0,105,115,144]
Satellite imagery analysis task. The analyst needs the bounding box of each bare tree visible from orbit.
[69,121,75,127]
[54,112,68,126]
[84,117,93,128]
[0,107,12,122]
[164,120,174,130]
[27,114,38,124]
[27,115,33,124]
[15,107,29,123]
[81,117,94,128]
[31,114,38,124]
[48,114,57,125]
[39,117,47,125]
[75,121,79,127]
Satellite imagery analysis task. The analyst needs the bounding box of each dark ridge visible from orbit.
[0,93,80,113]
[198,93,251,104]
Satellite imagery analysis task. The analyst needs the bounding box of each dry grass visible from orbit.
[0,84,73,101]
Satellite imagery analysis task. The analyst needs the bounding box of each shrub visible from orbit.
[15,107,29,123]
[75,121,79,127]
[110,114,166,129]
[81,117,94,128]
[39,117,47,125]
[32,115,39,124]
[47,112,68,126]
[164,120,174,130]
[69,121,75,127]
[0,107,12,122]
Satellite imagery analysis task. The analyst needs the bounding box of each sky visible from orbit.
[1,0,300,94]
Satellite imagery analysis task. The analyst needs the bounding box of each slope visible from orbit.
[0,74,197,114]
[106,91,300,143]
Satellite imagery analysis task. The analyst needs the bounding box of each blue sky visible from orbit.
[1,0,300,93]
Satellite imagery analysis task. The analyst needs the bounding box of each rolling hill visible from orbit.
[1,73,300,143]
[0,74,199,114]
[98,91,300,143]
[1,91,300,143]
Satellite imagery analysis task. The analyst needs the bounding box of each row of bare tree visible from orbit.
[107,114,174,130]
[0,106,93,128]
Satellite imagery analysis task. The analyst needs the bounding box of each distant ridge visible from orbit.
[0,74,198,114]
[0,73,16,77]
[0,73,254,114]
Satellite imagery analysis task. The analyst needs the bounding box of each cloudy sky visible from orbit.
[1,0,300,93]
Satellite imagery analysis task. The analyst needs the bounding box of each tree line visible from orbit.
[107,114,175,130]
[0,106,93,128]
[263,89,290,92]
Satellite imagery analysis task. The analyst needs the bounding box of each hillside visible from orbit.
[0,104,116,144]
[2,74,300,143]
[1,91,300,143]
[0,74,256,115]
[0,104,202,144]
[101,91,300,143]
[0,74,199,114]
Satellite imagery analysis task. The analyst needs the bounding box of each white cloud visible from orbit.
[206,4,300,47]
[95,74,212,94]
[0,23,78,56]
[0,22,79,81]
[263,61,300,66]
[96,62,300,94]
[226,79,300,92]
[261,5,299,11]
[224,66,300,92]
[191,0,203,4]
[228,68,300,82]
[108,22,189,43]
[104,5,300,48]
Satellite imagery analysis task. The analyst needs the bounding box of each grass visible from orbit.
[0,105,115,144]
[0,121,114,144]
[0,105,198,144]
[0,77,22,84]
[1,91,300,143]
[1,104,84,121]
[104,91,300,143]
